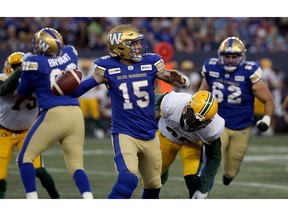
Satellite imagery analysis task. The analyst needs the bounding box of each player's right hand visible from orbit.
[256,115,271,132]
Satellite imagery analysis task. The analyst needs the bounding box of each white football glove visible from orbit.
[256,115,271,132]
[192,190,208,199]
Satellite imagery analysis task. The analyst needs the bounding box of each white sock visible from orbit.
[82,192,93,199]
[26,191,38,199]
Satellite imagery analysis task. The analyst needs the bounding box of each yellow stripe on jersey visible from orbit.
[22,61,39,71]
[94,64,105,77]
[249,67,262,83]
[154,59,165,71]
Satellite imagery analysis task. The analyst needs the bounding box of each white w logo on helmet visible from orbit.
[109,33,122,45]
[39,39,50,52]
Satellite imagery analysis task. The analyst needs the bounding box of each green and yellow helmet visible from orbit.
[4,52,25,77]
[182,91,218,131]
[106,24,144,62]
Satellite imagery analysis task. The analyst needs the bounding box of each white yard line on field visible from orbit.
[8,164,288,191]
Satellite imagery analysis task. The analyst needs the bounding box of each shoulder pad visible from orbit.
[99,55,111,60]
[64,45,78,56]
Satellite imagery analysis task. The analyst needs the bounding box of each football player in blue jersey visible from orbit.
[0,52,60,199]
[72,24,190,199]
[199,36,275,186]
[13,28,93,199]
[155,90,224,199]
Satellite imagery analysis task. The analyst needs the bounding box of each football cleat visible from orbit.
[32,27,63,57]
[218,36,246,73]
[106,24,144,62]
[222,175,233,186]
[4,52,25,77]
[182,91,218,131]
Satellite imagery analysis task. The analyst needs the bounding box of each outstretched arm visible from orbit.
[156,68,190,89]
[71,73,106,97]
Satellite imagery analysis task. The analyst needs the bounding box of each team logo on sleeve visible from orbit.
[141,64,152,71]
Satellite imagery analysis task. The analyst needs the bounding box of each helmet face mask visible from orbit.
[182,105,212,131]
[106,24,144,62]
[218,36,246,73]
[181,91,218,131]
[32,28,64,57]
[4,52,25,77]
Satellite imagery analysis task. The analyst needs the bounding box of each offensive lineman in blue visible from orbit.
[13,28,93,199]
[72,24,190,198]
[199,36,275,186]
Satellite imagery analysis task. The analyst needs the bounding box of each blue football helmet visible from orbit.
[218,36,246,73]
[106,24,144,62]
[32,27,64,57]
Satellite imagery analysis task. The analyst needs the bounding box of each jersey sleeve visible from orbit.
[159,92,174,117]
[155,92,168,113]
[93,56,108,78]
[154,59,165,72]
[248,62,262,83]
[22,55,39,72]
[205,114,225,143]
[145,53,164,72]
[200,58,217,77]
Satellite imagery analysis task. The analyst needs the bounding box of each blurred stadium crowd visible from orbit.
[1,17,288,53]
[1,17,288,136]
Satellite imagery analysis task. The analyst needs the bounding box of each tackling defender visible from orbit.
[72,24,190,199]
[199,36,275,185]
[13,28,93,199]
[155,90,224,199]
[0,52,60,199]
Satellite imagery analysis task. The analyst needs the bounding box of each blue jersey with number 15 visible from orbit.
[94,53,165,140]
[201,57,262,130]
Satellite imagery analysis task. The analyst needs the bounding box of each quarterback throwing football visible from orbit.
[72,24,190,199]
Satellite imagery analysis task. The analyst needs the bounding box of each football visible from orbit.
[51,69,82,96]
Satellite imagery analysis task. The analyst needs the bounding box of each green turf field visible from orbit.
[4,134,288,199]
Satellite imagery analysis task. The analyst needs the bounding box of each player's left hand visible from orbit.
[256,115,271,132]
[165,69,181,80]
[168,70,190,88]
[192,190,208,199]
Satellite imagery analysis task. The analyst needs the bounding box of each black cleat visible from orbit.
[222,175,233,185]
